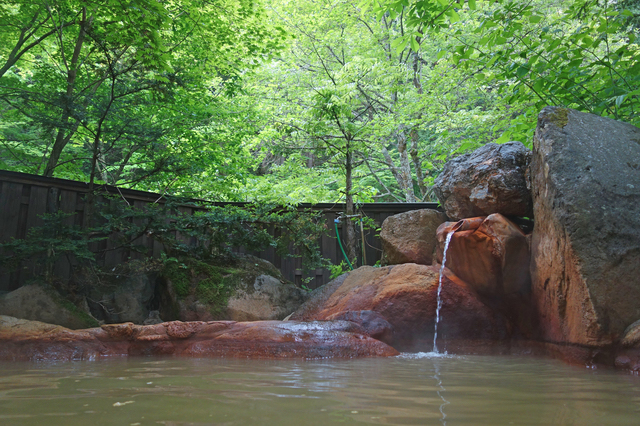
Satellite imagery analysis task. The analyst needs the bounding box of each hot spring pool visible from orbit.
[1,353,639,425]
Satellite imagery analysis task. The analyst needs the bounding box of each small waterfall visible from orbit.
[433,230,454,353]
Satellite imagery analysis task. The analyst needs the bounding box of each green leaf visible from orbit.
[495,132,511,144]
[447,9,461,23]
[516,65,529,78]
[468,0,476,10]
[411,37,419,52]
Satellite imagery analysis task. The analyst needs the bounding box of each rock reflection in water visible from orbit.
[0,355,639,425]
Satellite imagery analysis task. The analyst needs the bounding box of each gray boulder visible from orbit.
[0,284,97,329]
[87,272,156,325]
[380,209,447,265]
[530,107,640,346]
[434,141,533,220]
[162,255,308,322]
[226,274,307,321]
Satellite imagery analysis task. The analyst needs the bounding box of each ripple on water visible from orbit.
[0,356,639,426]
[398,351,462,360]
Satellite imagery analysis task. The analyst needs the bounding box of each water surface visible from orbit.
[1,353,639,425]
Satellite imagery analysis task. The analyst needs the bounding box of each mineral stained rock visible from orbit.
[0,315,398,361]
[290,264,508,351]
[436,214,531,299]
[530,107,640,347]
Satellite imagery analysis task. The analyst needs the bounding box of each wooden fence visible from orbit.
[0,170,439,291]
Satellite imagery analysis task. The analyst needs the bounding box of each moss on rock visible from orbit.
[162,258,247,317]
[547,107,570,128]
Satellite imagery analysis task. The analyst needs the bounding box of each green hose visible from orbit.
[334,219,354,270]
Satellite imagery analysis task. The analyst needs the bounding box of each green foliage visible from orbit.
[0,211,104,279]
[0,0,286,197]
[4,0,636,211]
[367,0,640,135]
[329,260,349,280]
[0,194,328,282]
[241,0,538,205]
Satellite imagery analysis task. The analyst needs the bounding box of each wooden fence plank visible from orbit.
[26,186,49,230]
[0,182,24,291]
[0,182,23,243]
[130,200,150,260]
[0,170,441,291]
[58,190,77,227]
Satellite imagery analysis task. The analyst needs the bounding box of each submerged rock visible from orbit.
[380,209,447,266]
[433,141,533,220]
[0,315,398,361]
[290,264,508,351]
[530,107,640,347]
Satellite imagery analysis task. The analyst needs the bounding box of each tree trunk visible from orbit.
[409,130,428,199]
[344,143,358,266]
[43,8,88,177]
[381,146,402,186]
[397,128,417,202]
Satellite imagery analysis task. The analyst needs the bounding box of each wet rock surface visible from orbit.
[436,214,531,299]
[380,209,447,265]
[291,264,509,351]
[433,141,533,221]
[326,310,394,343]
[0,315,398,361]
[530,107,640,347]
[436,214,535,338]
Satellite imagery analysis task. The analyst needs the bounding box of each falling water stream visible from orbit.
[433,231,455,354]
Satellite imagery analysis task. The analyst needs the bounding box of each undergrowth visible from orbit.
[161,257,244,316]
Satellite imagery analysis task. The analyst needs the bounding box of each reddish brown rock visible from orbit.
[0,315,398,361]
[326,310,394,343]
[530,107,640,347]
[436,214,531,299]
[435,214,535,339]
[433,141,533,221]
[291,264,508,351]
[380,209,447,265]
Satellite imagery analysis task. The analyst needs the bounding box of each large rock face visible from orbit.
[436,214,534,338]
[86,272,156,324]
[433,141,533,220]
[380,209,447,265]
[226,274,307,321]
[0,315,398,361]
[436,214,531,299]
[0,285,97,329]
[530,107,640,347]
[290,264,508,351]
[161,255,307,323]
